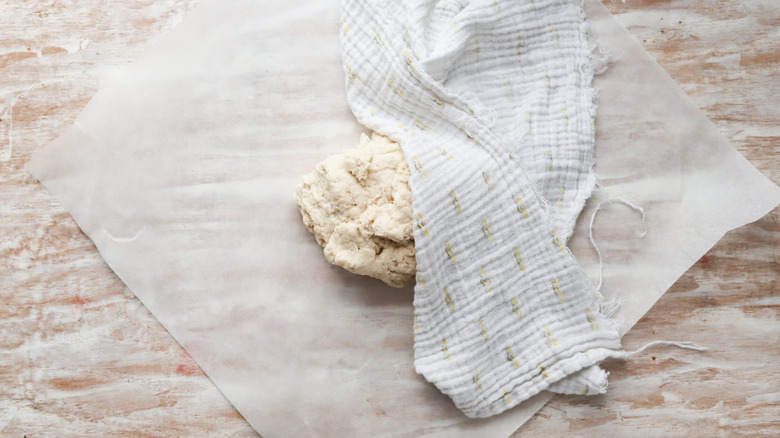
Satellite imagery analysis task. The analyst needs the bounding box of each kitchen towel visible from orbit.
[341,0,622,417]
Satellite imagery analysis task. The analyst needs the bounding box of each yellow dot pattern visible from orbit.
[339,0,621,416]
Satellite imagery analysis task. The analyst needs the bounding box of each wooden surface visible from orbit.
[1,0,777,436]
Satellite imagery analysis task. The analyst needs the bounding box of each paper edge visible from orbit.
[22,0,780,436]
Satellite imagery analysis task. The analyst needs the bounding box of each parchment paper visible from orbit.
[27,0,780,436]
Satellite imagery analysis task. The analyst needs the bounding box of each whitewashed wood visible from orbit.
[1,0,777,436]
[1,1,255,436]
[519,1,780,436]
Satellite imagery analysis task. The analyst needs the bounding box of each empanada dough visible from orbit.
[294,133,415,288]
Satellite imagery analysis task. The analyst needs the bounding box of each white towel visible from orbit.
[340,0,622,418]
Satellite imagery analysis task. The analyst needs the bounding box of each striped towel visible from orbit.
[340,0,622,418]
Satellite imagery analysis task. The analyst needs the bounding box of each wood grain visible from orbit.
[519,1,780,436]
[1,1,254,436]
[1,0,777,436]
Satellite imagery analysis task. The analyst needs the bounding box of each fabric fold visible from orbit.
[341,0,622,417]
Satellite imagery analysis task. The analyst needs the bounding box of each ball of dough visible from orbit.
[294,133,416,288]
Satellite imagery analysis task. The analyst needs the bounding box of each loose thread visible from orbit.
[3,83,47,162]
[588,40,623,76]
[6,104,12,161]
[588,194,647,291]
[620,340,708,359]
[1,102,15,162]
[598,297,621,318]
[586,193,707,360]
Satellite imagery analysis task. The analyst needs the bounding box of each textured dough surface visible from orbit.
[294,133,415,288]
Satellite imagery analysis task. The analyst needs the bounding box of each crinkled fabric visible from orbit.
[340,0,622,418]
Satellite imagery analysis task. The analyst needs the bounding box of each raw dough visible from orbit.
[294,133,416,288]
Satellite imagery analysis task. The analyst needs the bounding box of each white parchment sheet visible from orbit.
[27,0,780,436]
